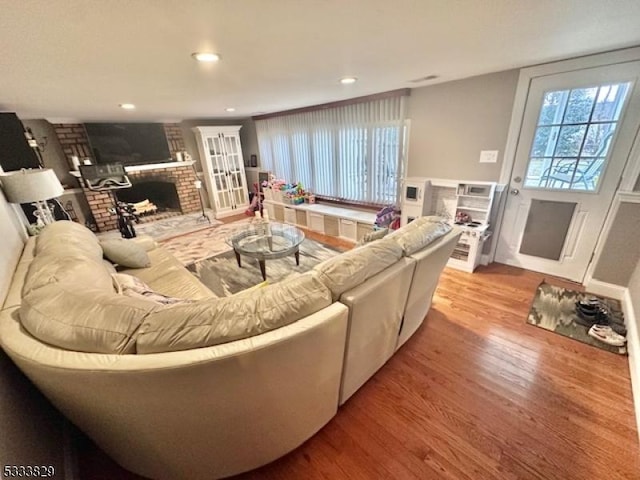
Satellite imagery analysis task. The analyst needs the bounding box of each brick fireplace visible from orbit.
[53,123,201,232]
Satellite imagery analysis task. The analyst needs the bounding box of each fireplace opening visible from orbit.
[116,180,181,212]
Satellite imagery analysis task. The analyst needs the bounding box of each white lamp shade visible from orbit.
[0,168,64,204]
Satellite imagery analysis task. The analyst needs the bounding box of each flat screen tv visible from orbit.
[85,123,172,165]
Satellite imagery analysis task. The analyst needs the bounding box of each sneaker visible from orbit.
[608,321,627,337]
[575,303,609,326]
[588,325,626,347]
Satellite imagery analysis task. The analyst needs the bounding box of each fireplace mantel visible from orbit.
[69,160,195,178]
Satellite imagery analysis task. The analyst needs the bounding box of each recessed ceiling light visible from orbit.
[119,103,136,110]
[192,52,220,63]
[340,77,357,85]
[225,107,236,112]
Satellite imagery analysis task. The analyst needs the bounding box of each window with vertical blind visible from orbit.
[255,93,409,205]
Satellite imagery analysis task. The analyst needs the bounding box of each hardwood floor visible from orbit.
[78,225,640,479]
[231,263,639,480]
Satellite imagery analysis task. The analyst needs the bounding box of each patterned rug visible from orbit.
[187,237,342,296]
[527,282,626,355]
[98,210,222,242]
[160,218,254,265]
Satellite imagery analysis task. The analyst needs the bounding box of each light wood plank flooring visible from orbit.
[79,223,639,479]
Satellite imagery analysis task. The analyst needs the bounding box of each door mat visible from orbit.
[527,282,626,355]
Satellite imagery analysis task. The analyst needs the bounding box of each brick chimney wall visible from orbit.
[53,123,199,232]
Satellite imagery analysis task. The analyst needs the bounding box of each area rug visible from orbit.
[527,282,626,355]
[187,237,342,296]
[161,218,254,265]
[98,210,222,242]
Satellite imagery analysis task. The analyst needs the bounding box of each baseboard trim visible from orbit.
[622,288,640,443]
[584,278,626,300]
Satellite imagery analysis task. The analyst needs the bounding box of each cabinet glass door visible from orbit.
[223,134,248,207]
[207,136,231,211]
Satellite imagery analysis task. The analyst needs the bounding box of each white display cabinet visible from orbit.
[193,126,249,218]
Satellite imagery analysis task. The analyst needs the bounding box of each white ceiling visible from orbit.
[2,0,640,122]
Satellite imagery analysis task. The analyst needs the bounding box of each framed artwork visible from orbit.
[250,154,258,167]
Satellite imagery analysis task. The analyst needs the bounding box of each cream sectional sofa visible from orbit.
[0,219,460,480]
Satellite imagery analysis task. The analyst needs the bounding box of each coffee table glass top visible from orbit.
[226,221,305,260]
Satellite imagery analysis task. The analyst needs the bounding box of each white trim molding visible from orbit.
[622,288,640,443]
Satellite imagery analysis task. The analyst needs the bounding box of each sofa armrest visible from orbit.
[130,235,158,252]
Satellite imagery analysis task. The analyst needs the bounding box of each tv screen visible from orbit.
[85,123,171,165]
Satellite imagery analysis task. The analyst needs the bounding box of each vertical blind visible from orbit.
[256,94,408,205]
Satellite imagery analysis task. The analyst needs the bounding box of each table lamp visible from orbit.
[0,168,64,225]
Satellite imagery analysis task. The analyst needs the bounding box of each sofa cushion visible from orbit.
[36,220,103,260]
[136,272,332,354]
[100,239,151,268]
[391,221,452,256]
[112,273,193,305]
[20,284,159,354]
[356,227,388,246]
[119,248,184,284]
[313,237,403,301]
[23,253,114,296]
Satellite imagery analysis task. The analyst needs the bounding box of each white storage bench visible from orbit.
[263,200,376,242]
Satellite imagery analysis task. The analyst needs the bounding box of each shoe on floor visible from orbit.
[608,321,627,337]
[588,325,626,347]
[575,303,609,326]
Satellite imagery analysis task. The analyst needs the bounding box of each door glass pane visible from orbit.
[592,84,629,121]
[531,126,559,156]
[545,159,578,189]
[563,87,597,123]
[538,91,569,125]
[524,158,553,187]
[555,125,587,157]
[523,81,631,192]
[581,122,616,156]
[570,158,605,190]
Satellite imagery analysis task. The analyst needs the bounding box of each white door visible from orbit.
[221,133,249,209]
[496,61,640,282]
[206,135,232,213]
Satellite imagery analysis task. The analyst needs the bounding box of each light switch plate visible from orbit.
[479,150,499,163]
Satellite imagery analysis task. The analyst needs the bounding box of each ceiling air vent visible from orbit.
[409,75,439,83]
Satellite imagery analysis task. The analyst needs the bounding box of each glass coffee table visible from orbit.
[226,221,305,280]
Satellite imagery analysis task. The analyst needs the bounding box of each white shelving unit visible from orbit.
[454,182,496,225]
[193,126,249,218]
[401,177,498,273]
[263,198,376,242]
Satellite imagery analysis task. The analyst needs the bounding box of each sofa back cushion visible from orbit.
[36,220,103,259]
[136,272,332,354]
[313,237,403,301]
[387,216,452,256]
[20,284,158,354]
[23,221,114,296]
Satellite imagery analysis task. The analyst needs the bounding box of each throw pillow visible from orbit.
[101,239,151,268]
[112,273,191,305]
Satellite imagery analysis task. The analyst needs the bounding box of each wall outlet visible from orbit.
[479,150,499,163]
